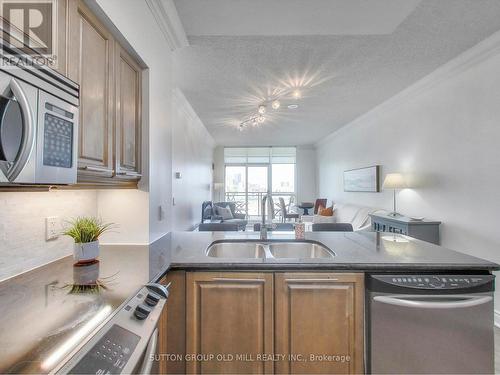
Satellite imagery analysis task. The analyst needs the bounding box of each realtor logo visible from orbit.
[1,0,57,67]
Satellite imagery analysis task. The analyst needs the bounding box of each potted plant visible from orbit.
[63,217,114,264]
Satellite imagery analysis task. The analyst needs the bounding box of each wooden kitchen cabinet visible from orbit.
[68,0,115,181]
[162,271,364,375]
[114,44,142,180]
[275,273,364,374]
[66,0,142,187]
[159,271,187,374]
[186,272,274,374]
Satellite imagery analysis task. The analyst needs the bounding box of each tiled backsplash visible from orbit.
[0,190,97,281]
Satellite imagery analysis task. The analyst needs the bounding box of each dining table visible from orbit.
[298,202,314,215]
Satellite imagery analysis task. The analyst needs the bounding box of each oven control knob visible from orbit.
[429,276,445,289]
[145,292,160,306]
[134,303,152,320]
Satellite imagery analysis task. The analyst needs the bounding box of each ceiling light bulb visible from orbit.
[287,104,298,109]
[292,89,301,99]
[258,105,266,114]
[271,100,280,110]
[258,115,265,123]
[239,124,245,131]
[252,119,258,126]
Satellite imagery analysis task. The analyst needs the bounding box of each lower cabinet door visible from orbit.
[186,272,274,374]
[274,273,364,374]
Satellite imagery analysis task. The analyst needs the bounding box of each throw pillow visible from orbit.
[320,206,334,216]
[203,205,213,220]
[216,205,234,220]
[317,205,326,215]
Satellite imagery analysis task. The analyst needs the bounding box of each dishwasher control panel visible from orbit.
[372,274,494,289]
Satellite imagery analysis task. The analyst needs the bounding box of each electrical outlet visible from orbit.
[45,216,59,241]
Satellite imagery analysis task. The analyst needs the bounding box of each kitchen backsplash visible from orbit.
[0,190,97,281]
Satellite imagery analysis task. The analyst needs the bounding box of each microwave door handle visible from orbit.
[373,295,492,309]
[138,328,158,374]
[6,79,35,181]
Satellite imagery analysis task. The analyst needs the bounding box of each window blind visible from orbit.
[224,147,296,164]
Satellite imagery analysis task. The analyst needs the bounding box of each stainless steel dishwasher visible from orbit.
[366,274,494,374]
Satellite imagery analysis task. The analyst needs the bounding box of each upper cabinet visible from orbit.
[114,45,142,180]
[66,0,142,187]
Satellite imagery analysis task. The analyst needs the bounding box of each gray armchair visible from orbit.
[201,201,247,230]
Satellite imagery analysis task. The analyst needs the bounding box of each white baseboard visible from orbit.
[494,310,500,328]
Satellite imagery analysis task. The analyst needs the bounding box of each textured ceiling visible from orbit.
[173,0,422,36]
[173,0,500,146]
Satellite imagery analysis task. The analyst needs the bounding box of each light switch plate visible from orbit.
[45,216,59,241]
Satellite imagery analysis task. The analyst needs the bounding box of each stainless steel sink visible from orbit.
[206,240,334,259]
[268,241,335,259]
[206,241,266,259]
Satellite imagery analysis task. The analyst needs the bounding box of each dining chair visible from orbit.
[314,198,328,214]
[279,197,300,222]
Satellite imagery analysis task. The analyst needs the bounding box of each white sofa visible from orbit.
[313,202,386,231]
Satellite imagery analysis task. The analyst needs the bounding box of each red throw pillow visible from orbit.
[320,207,334,216]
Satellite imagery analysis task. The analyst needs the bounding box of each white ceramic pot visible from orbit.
[73,261,100,285]
[73,240,99,264]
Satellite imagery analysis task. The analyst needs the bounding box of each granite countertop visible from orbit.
[168,231,499,271]
[0,231,497,373]
[0,237,171,374]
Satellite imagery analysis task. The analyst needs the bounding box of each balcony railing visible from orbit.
[224,192,296,220]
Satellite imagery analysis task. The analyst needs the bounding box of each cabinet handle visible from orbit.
[287,278,339,282]
[117,171,142,177]
[212,278,265,283]
[81,165,114,174]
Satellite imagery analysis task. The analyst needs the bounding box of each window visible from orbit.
[224,147,296,219]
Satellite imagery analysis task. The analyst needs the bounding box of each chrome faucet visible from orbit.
[260,193,274,240]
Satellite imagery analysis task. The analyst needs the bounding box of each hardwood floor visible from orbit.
[495,327,500,374]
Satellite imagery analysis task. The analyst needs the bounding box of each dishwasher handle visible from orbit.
[373,295,492,309]
[138,328,158,374]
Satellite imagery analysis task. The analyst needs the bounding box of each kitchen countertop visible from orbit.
[0,231,498,373]
[168,231,499,271]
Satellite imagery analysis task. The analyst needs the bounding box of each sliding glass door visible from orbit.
[247,165,268,216]
[225,165,269,217]
[223,147,296,220]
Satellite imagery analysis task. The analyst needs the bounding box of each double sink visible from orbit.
[206,240,335,260]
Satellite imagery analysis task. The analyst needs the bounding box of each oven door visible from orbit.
[133,328,159,374]
[0,72,37,184]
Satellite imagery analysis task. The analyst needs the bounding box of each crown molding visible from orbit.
[145,0,189,51]
[317,29,500,147]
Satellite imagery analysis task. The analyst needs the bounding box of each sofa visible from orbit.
[201,201,248,230]
[313,202,386,231]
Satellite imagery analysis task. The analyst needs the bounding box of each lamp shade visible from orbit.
[382,173,407,189]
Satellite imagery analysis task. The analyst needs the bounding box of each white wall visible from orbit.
[317,31,500,308]
[296,145,317,204]
[0,190,97,281]
[171,89,215,230]
[95,0,175,242]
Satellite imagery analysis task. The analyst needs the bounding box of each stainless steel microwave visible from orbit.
[0,49,79,185]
